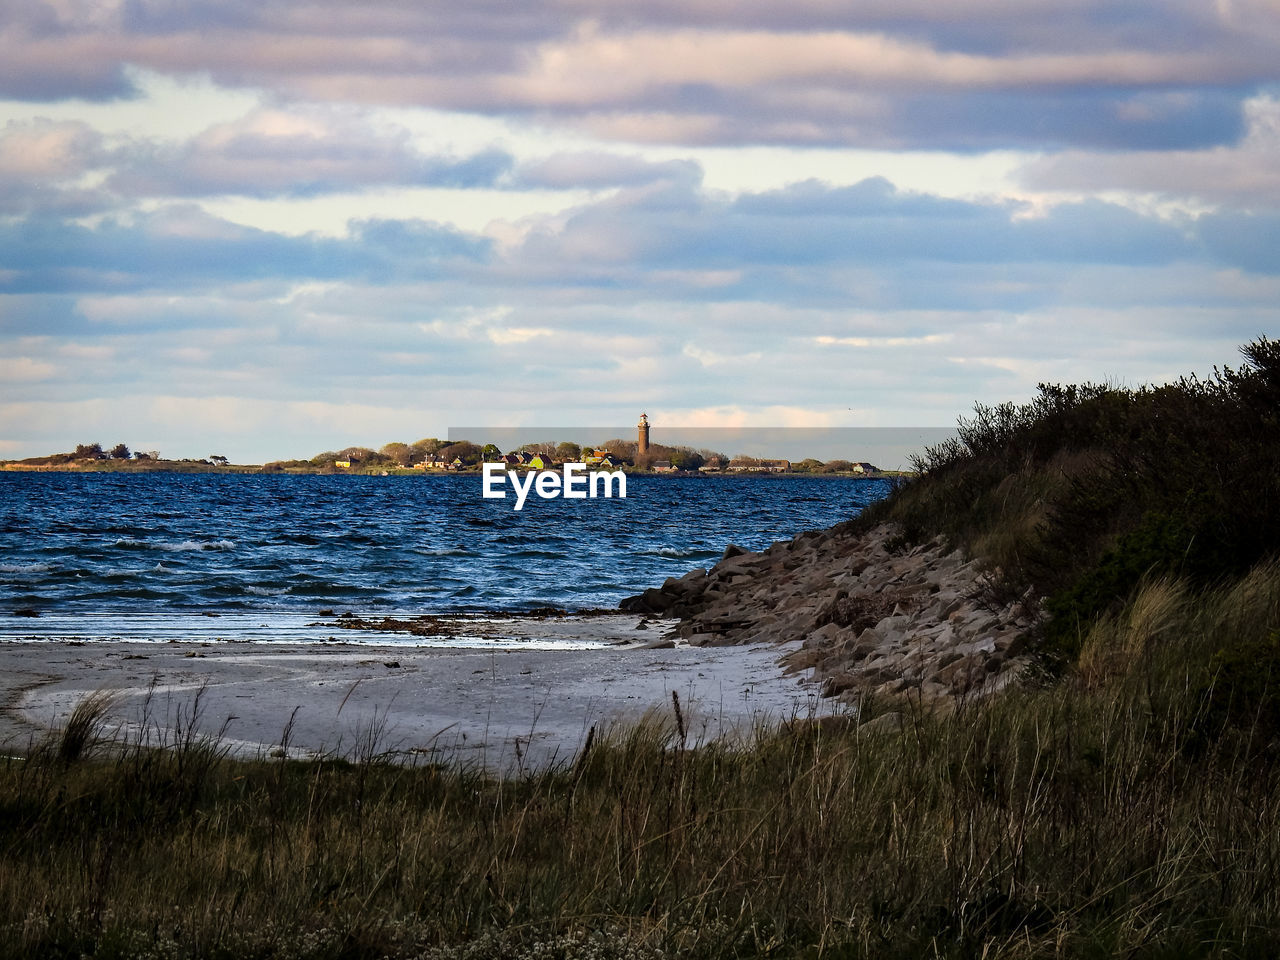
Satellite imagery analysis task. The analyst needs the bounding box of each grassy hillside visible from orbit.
[857,336,1280,658]
[3,340,1280,958]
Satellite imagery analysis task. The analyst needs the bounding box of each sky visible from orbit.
[2,0,1279,463]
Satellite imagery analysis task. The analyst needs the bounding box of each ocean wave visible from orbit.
[417,546,471,557]
[113,537,236,552]
[638,547,718,559]
[246,585,291,597]
[0,562,52,574]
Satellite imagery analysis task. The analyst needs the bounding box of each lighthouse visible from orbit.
[637,412,650,455]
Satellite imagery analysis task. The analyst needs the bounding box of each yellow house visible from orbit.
[334,460,351,468]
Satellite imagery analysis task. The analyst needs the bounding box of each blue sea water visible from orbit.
[0,472,890,618]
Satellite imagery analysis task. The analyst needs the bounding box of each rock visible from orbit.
[918,680,951,700]
[873,678,906,697]
[860,712,904,734]
[622,519,1039,705]
[804,622,844,648]
[821,674,857,697]
[619,586,674,615]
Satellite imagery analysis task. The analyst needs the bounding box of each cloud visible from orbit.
[1020,94,1280,207]
[1196,210,1280,274]
[1,1,1276,150]
[0,118,113,214]
[1,156,1275,463]
[511,176,1197,283]
[0,205,489,293]
[513,152,701,189]
[4,356,57,381]
[0,118,102,178]
[107,107,513,198]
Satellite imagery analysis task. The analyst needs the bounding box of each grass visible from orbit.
[55,689,121,764]
[4,560,1280,958]
[855,337,1280,657]
[5,338,1280,957]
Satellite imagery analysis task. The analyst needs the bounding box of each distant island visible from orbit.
[1,415,899,477]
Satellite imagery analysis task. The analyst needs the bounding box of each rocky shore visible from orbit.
[622,522,1039,704]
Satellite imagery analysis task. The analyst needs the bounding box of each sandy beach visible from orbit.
[0,614,833,770]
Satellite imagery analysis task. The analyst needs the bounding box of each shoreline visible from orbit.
[0,612,833,770]
[0,609,655,646]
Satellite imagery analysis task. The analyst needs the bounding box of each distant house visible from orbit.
[510,451,534,466]
[412,461,428,470]
[502,453,522,466]
[334,460,351,469]
[850,462,880,474]
[596,455,620,468]
[451,457,466,469]
[528,454,550,469]
[727,458,790,473]
[652,460,674,472]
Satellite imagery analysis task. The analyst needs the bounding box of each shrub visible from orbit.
[1193,630,1280,756]
[858,337,1280,661]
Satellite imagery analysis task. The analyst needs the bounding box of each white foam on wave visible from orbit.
[169,539,236,552]
[0,561,52,574]
[641,546,712,559]
[113,537,236,552]
[246,585,290,596]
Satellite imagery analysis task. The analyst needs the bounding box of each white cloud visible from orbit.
[488,326,555,345]
[814,333,953,347]
[681,343,762,366]
[5,357,58,381]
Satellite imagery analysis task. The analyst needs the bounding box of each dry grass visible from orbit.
[3,564,1280,959]
[1077,576,1186,686]
[54,689,121,763]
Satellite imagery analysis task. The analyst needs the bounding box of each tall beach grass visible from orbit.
[4,561,1280,958]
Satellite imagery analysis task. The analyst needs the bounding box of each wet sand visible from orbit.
[0,614,834,770]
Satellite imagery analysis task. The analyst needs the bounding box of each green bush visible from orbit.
[1193,630,1280,756]
[859,337,1280,662]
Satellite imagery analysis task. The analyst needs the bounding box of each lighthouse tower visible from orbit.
[637,412,650,455]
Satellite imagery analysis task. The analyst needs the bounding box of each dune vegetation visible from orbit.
[3,340,1280,959]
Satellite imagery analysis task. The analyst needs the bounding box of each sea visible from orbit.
[0,472,891,643]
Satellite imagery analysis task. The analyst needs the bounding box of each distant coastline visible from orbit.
[0,459,910,478]
[3,427,908,477]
